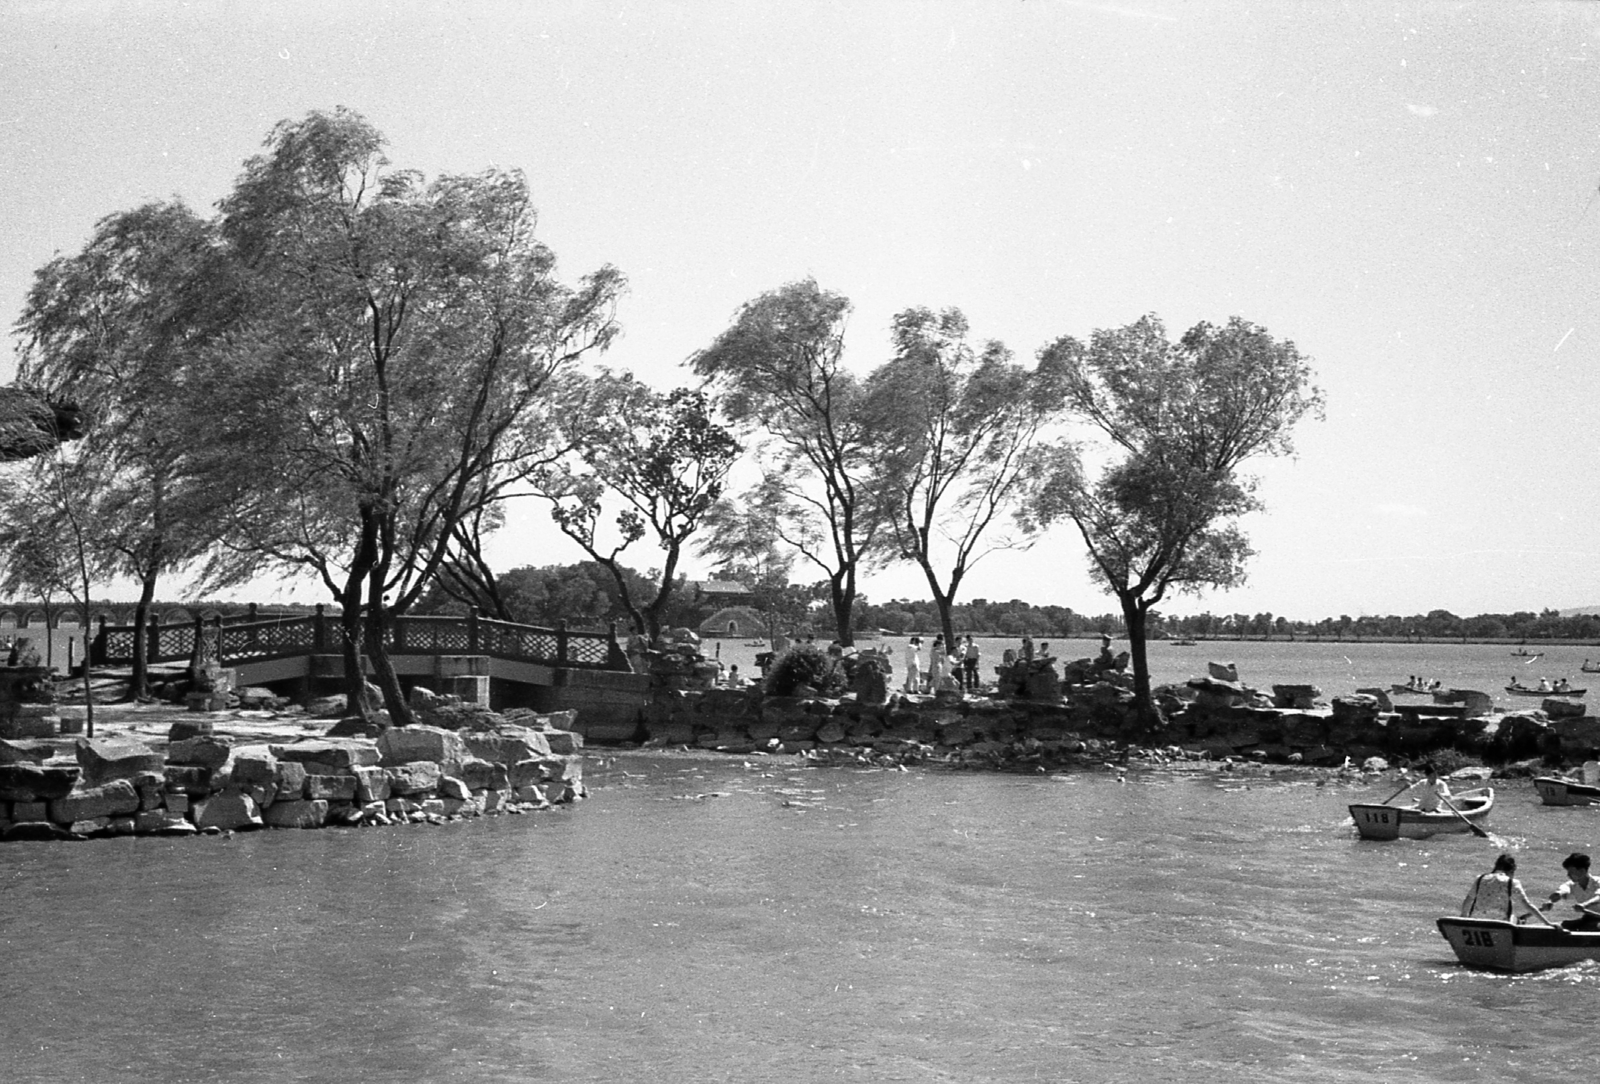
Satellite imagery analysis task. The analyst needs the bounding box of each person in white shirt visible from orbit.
[1541,852,1600,930]
[1405,764,1452,813]
[902,637,923,694]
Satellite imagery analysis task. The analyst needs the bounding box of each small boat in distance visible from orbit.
[1171,638,1198,646]
[1511,648,1543,658]
[1582,659,1600,674]
[1534,775,1600,806]
[1437,917,1600,973]
[1348,788,1494,840]
[1506,682,1585,698]
[1391,678,1442,695]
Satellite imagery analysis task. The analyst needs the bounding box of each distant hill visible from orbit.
[1560,606,1600,617]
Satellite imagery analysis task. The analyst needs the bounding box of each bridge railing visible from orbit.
[89,606,631,673]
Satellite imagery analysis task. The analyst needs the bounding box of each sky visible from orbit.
[4,0,1600,622]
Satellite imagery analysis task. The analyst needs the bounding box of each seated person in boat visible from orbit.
[1402,764,1451,812]
[1538,677,1552,692]
[1540,852,1600,931]
[1461,854,1556,925]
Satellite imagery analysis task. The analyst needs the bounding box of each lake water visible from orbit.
[4,754,1598,1083]
[707,635,1600,710]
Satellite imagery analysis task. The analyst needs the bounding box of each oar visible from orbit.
[1379,776,1413,805]
[1439,795,1491,839]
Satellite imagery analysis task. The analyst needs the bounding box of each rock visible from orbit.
[229,747,279,789]
[0,738,55,764]
[377,725,467,769]
[326,715,387,738]
[192,792,262,831]
[262,799,329,829]
[351,765,390,803]
[167,736,232,769]
[544,730,583,756]
[305,696,349,718]
[304,774,358,801]
[50,779,140,823]
[384,761,442,796]
[273,760,308,798]
[167,719,214,742]
[0,762,79,802]
[1207,661,1240,683]
[75,739,164,784]
[461,727,551,765]
[269,739,379,770]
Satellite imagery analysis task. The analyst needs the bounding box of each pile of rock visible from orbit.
[0,717,584,842]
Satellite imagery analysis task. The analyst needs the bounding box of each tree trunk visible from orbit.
[364,601,417,727]
[1120,592,1159,731]
[829,566,856,647]
[128,572,159,700]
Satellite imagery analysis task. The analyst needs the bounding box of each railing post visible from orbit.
[211,614,225,665]
[246,602,259,648]
[92,615,107,666]
[147,613,161,665]
[314,603,327,651]
[557,619,569,666]
[188,614,205,671]
[468,607,479,652]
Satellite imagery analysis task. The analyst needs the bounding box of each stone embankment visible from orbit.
[0,708,585,842]
[616,660,1600,773]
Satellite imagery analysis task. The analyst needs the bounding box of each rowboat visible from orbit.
[1390,682,1436,695]
[1582,660,1600,674]
[1171,638,1198,646]
[1348,788,1493,840]
[1505,683,1585,698]
[1437,916,1600,972]
[1511,648,1543,658]
[1534,776,1600,806]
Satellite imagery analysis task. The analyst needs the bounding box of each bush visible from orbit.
[763,643,841,697]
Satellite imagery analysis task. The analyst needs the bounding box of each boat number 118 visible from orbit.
[1461,930,1496,947]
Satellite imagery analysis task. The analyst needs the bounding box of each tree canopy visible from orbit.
[1026,313,1323,718]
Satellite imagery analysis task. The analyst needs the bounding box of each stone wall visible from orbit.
[0,718,585,842]
[619,683,1600,769]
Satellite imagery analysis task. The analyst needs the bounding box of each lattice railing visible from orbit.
[89,609,628,671]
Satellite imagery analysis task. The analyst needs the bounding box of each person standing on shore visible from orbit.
[962,635,980,692]
[929,635,950,691]
[903,637,923,694]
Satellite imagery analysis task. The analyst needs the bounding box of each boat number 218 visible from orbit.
[1461,929,1497,947]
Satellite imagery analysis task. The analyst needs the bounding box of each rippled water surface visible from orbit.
[4,755,1598,1083]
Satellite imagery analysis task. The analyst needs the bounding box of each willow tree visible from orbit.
[863,306,1068,650]
[691,279,889,645]
[1025,315,1323,720]
[14,202,241,697]
[205,108,623,723]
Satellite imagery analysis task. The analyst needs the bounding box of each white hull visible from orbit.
[1437,916,1600,972]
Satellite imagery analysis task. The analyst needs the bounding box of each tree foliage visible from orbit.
[691,279,889,645]
[863,305,1068,649]
[1026,314,1323,717]
[534,373,739,640]
[203,108,622,720]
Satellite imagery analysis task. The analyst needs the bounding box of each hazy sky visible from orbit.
[5,1,1599,620]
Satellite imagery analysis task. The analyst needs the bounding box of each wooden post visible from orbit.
[556,619,569,666]
[188,614,205,672]
[211,614,224,665]
[147,613,161,665]
[468,607,480,652]
[314,603,327,651]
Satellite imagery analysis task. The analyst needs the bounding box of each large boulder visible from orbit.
[384,761,442,796]
[50,779,140,823]
[167,736,232,770]
[192,792,262,831]
[262,799,329,829]
[76,739,164,784]
[462,727,551,765]
[0,762,78,801]
[378,725,468,769]
[269,739,379,771]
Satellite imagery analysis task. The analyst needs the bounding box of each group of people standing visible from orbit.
[901,634,984,694]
